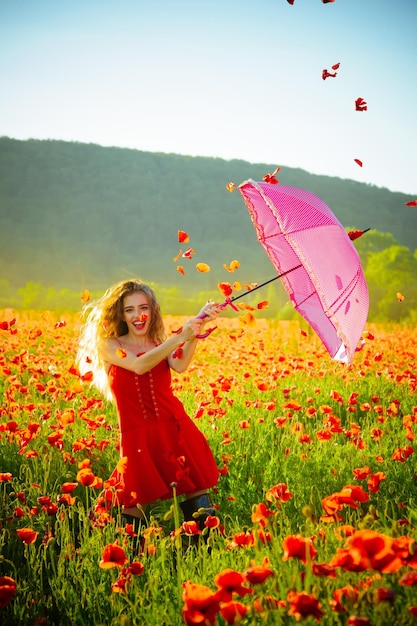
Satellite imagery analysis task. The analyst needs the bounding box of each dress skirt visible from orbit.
[108,357,218,507]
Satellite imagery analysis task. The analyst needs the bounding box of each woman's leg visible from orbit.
[122,505,145,520]
[180,492,215,530]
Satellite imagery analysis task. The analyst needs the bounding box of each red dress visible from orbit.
[108,356,218,506]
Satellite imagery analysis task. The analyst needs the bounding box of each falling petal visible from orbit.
[223,259,240,272]
[182,247,196,260]
[176,266,185,275]
[263,166,280,184]
[239,312,256,327]
[405,200,417,206]
[354,159,363,167]
[322,69,337,80]
[173,250,182,262]
[397,292,405,302]
[226,182,236,192]
[178,230,190,243]
[218,282,233,297]
[348,229,367,241]
[196,262,210,273]
[81,289,90,303]
[355,97,367,111]
[116,348,127,359]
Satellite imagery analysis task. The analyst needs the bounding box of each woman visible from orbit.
[76,278,221,530]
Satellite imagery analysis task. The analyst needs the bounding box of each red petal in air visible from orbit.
[405,200,417,206]
[178,230,190,243]
[322,69,337,80]
[354,159,363,167]
[355,97,367,111]
[263,166,280,184]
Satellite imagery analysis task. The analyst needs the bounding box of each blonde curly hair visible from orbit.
[76,279,166,400]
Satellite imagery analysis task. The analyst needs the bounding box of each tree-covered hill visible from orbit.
[1,136,416,296]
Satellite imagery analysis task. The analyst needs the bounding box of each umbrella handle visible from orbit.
[228,264,303,304]
[195,263,303,330]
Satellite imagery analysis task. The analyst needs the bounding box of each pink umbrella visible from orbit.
[237,179,369,364]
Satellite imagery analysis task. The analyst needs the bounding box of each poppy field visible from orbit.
[1,309,417,625]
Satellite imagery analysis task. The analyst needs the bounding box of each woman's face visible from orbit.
[122,291,151,337]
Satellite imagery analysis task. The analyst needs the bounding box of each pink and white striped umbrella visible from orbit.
[238,179,369,363]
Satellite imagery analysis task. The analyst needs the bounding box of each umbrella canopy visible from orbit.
[238,179,369,364]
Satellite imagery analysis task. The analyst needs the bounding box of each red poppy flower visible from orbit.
[127,561,145,576]
[312,562,337,578]
[392,445,414,462]
[204,515,220,529]
[13,506,25,518]
[367,471,386,493]
[244,557,274,584]
[399,571,417,586]
[182,581,221,626]
[111,577,128,593]
[99,543,128,568]
[76,468,97,486]
[182,521,201,536]
[265,483,293,503]
[214,568,253,602]
[230,531,255,548]
[0,576,17,608]
[282,534,317,563]
[220,601,248,624]
[287,590,324,621]
[251,502,274,526]
[17,527,38,544]
[373,587,395,604]
[335,529,404,574]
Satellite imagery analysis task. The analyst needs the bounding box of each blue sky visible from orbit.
[1,0,416,194]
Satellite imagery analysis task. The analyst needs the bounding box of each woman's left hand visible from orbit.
[196,301,222,322]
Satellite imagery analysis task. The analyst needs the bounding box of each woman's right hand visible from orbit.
[180,319,200,341]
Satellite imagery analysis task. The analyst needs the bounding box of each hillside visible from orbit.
[0,137,415,294]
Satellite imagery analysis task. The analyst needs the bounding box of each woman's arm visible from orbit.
[101,320,199,375]
[168,302,221,372]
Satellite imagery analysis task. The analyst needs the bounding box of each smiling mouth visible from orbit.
[132,315,148,330]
